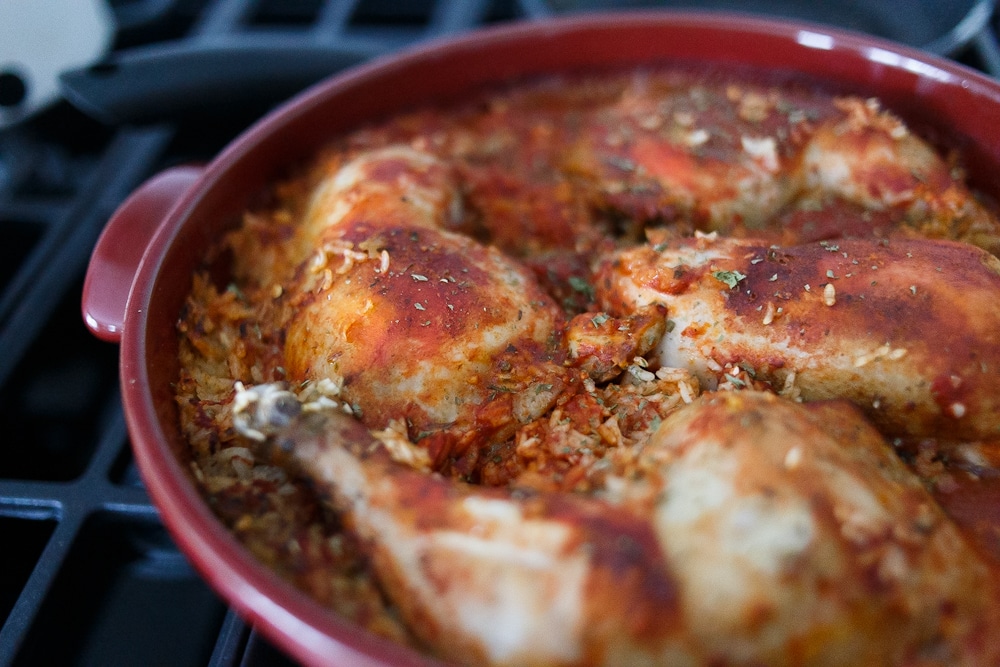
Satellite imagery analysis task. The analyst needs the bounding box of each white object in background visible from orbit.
[0,0,114,128]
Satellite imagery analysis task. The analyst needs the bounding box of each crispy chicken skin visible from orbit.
[797,98,1000,253]
[561,77,839,232]
[564,78,1000,251]
[244,388,1000,667]
[597,234,1000,440]
[281,147,568,468]
[643,391,1000,667]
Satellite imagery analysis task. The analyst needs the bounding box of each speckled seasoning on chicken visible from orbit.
[175,66,1000,666]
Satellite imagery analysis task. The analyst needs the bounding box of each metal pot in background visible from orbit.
[56,0,1000,125]
[0,0,114,128]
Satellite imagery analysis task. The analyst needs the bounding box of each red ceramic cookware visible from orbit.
[81,12,1000,666]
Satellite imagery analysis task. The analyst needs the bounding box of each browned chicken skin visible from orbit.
[597,234,1000,440]
[239,388,1000,667]
[280,147,568,471]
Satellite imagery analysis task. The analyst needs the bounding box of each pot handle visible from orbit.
[82,165,203,343]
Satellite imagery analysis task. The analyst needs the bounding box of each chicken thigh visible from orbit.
[281,146,568,468]
[240,387,1000,667]
[597,234,1000,439]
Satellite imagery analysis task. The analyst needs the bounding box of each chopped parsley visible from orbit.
[568,275,596,299]
[712,270,746,289]
[724,373,746,387]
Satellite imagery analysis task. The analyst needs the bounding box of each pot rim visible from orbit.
[112,10,1000,667]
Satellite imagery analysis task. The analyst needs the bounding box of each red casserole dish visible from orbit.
[82,12,1000,667]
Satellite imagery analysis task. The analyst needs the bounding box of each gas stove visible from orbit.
[1,1,998,665]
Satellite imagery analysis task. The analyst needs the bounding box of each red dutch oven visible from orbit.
[81,12,1000,667]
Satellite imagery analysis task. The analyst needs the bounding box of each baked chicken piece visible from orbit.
[561,76,841,232]
[564,77,1000,251]
[797,98,1000,253]
[597,234,1000,440]
[279,146,568,470]
[239,387,1000,667]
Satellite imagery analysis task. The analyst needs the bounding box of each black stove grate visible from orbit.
[0,2,539,665]
[0,1,998,665]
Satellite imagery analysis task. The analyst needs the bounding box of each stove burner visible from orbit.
[0,72,28,108]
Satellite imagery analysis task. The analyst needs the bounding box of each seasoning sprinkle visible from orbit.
[568,276,596,298]
[591,313,610,327]
[724,373,746,387]
[712,270,747,289]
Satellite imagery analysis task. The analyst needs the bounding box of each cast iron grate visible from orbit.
[0,2,539,665]
[0,1,996,665]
